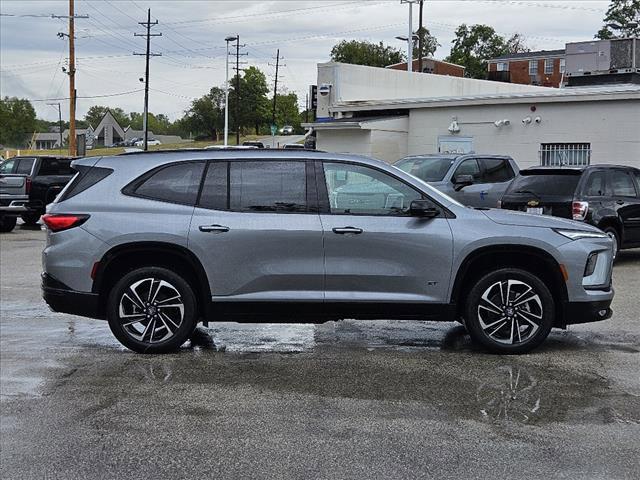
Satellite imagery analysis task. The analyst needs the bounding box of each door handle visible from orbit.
[332,226,363,235]
[199,224,229,233]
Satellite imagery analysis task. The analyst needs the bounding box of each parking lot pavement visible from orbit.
[1,226,639,480]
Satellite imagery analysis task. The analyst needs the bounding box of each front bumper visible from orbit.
[561,299,613,326]
[41,273,104,319]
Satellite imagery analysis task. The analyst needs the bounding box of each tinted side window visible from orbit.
[609,170,637,198]
[229,161,306,212]
[585,171,607,196]
[134,162,205,205]
[15,158,35,175]
[453,159,481,182]
[199,161,228,210]
[38,159,74,175]
[323,162,422,216]
[633,170,640,197]
[481,158,513,182]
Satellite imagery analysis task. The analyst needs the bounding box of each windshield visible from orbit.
[506,173,581,196]
[395,157,454,182]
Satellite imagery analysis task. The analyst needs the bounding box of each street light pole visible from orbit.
[47,103,63,151]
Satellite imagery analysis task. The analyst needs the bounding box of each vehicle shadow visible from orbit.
[615,248,640,266]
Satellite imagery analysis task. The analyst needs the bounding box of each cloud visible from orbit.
[1,0,608,121]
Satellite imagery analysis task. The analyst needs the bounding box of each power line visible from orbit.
[14,88,144,103]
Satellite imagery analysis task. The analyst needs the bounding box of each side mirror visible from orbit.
[453,174,474,191]
[409,200,440,218]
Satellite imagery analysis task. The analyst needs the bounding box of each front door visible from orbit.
[318,161,454,317]
[188,160,324,315]
[608,169,640,245]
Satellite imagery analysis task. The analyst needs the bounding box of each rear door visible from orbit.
[608,168,640,245]
[33,158,76,205]
[188,159,324,313]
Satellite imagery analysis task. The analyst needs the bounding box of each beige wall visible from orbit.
[408,99,640,169]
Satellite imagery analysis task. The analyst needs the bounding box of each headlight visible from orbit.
[553,229,609,240]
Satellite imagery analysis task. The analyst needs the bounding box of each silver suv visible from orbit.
[394,154,519,207]
[42,150,614,354]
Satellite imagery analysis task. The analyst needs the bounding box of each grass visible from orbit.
[2,135,267,158]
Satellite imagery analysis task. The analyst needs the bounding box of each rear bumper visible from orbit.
[41,273,104,319]
[562,299,613,326]
[0,198,30,214]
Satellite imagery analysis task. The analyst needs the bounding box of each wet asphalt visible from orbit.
[1,226,639,479]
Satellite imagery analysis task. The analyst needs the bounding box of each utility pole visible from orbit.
[400,0,418,72]
[305,92,309,123]
[417,0,424,73]
[271,49,280,128]
[224,35,238,147]
[230,36,247,145]
[52,1,88,156]
[134,9,161,151]
[47,103,63,151]
[68,0,76,156]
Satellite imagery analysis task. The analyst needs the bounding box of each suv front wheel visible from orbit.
[107,267,198,353]
[464,268,554,354]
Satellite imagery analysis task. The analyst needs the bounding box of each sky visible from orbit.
[1,0,610,123]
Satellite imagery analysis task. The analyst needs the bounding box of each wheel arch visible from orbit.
[450,244,569,326]
[92,241,212,321]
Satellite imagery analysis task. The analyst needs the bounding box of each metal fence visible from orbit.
[539,143,591,167]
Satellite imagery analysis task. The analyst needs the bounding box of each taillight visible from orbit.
[572,201,589,221]
[42,214,89,232]
[25,177,32,194]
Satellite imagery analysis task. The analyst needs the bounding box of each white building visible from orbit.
[306,63,640,169]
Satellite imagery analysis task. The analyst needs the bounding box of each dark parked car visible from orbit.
[1,156,76,225]
[394,154,519,207]
[500,165,640,258]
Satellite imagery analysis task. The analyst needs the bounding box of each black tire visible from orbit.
[21,213,41,225]
[107,267,198,354]
[464,268,554,354]
[602,226,620,261]
[0,216,17,233]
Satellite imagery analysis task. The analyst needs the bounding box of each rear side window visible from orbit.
[15,158,35,175]
[609,170,637,198]
[480,158,513,183]
[507,173,581,196]
[132,162,205,205]
[229,161,307,212]
[584,171,607,196]
[38,159,74,175]
[58,166,113,201]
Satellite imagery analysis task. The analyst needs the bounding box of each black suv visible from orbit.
[1,156,76,225]
[500,165,640,257]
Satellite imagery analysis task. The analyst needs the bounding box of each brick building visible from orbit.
[386,57,465,77]
[487,49,566,87]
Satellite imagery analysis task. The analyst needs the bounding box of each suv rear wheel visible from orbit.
[464,268,554,354]
[107,267,198,353]
[602,226,620,260]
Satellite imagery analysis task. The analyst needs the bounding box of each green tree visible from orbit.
[0,97,36,147]
[412,27,440,60]
[596,0,640,38]
[273,91,301,133]
[181,87,225,140]
[84,105,128,129]
[446,24,529,79]
[330,40,405,67]
[128,112,173,135]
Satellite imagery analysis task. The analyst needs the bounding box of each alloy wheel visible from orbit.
[118,277,185,344]
[477,279,543,345]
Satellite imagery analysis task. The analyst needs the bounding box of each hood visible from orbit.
[481,208,601,231]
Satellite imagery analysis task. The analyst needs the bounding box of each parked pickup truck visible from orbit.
[0,156,76,231]
[0,172,29,232]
